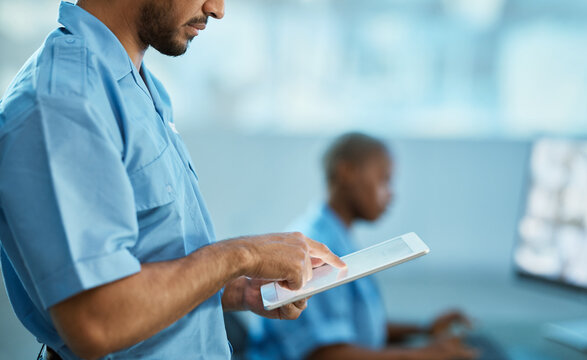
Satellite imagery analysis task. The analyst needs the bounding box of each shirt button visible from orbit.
[166,184,173,193]
[65,38,75,44]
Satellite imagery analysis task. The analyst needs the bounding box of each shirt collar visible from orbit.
[141,66,169,121]
[58,1,133,81]
[321,203,354,244]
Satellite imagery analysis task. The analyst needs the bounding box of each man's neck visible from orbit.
[327,193,354,229]
[77,0,147,70]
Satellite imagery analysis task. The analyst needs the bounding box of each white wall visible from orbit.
[186,132,530,277]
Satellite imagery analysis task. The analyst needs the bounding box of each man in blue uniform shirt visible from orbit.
[249,133,478,360]
[0,1,346,359]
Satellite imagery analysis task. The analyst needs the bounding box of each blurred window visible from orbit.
[2,0,587,137]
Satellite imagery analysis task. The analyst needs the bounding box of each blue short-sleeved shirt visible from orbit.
[0,2,230,359]
[247,204,388,360]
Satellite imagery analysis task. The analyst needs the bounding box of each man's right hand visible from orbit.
[236,232,347,290]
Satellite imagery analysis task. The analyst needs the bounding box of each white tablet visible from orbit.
[261,232,429,310]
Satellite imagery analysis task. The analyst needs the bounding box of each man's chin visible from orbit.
[367,209,388,222]
[359,213,380,223]
[152,41,189,57]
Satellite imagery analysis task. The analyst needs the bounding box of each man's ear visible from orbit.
[336,161,356,186]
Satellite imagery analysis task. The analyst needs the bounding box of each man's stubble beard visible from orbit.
[137,0,190,57]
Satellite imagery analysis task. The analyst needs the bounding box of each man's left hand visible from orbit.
[222,276,308,320]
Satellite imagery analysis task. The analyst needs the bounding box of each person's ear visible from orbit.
[336,161,356,186]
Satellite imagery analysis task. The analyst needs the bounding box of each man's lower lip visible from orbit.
[187,25,199,36]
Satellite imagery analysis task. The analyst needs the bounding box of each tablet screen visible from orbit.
[261,232,429,310]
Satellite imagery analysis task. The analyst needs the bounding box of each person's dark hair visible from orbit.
[322,132,389,185]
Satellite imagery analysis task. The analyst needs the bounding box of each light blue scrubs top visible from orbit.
[248,204,388,360]
[0,2,230,359]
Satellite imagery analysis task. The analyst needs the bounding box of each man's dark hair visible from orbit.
[322,132,389,185]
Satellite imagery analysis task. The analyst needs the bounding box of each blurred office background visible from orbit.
[1,0,587,359]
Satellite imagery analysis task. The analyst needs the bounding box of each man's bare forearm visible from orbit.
[308,344,426,360]
[387,323,426,343]
[49,239,251,360]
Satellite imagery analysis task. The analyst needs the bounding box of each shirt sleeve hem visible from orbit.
[37,248,141,309]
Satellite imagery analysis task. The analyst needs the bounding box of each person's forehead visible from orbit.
[365,148,392,165]
[356,152,392,176]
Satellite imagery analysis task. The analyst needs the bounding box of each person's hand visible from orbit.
[221,233,344,320]
[419,337,479,360]
[242,277,309,320]
[240,232,347,291]
[428,310,473,338]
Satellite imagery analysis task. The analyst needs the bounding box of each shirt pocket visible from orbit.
[128,145,176,211]
[127,145,187,262]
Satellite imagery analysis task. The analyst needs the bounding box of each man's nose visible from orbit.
[203,0,225,19]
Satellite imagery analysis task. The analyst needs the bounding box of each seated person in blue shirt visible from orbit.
[248,133,478,360]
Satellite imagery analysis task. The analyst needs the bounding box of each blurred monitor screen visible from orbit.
[514,139,587,291]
